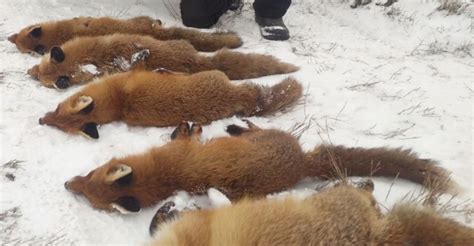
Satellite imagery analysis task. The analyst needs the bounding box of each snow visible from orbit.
[131,49,150,66]
[207,188,232,208]
[113,56,131,71]
[79,64,99,75]
[0,0,473,244]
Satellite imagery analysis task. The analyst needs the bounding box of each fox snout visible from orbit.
[64,176,84,194]
[38,112,55,126]
[28,65,39,80]
[8,33,18,43]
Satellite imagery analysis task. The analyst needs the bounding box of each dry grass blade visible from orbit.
[287,115,314,140]
[384,172,400,202]
[0,207,20,222]
[163,0,180,21]
[2,160,24,170]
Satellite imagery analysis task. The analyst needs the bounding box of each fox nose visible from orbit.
[38,118,44,125]
[64,181,70,190]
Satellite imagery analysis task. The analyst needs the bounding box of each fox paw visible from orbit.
[149,201,179,236]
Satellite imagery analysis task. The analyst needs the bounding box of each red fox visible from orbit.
[8,16,242,54]
[27,34,298,89]
[64,120,457,213]
[39,70,302,139]
[148,181,473,245]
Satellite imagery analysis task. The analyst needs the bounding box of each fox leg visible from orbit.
[242,119,261,130]
[170,121,191,140]
[226,119,261,136]
[170,122,203,141]
[190,123,203,141]
[149,201,179,236]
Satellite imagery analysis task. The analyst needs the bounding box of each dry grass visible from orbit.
[411,40,472,57]
[0,206,73,245]
[437,0,471,15]
[2,160,24,170]
[1,160,24,182]
[163,0,180,21]
[287,115,315,140]
[398,176,473,224]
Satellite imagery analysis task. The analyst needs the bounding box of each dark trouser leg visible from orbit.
[253,0,292,40]
[180,0,231,28]
[253,0,291,19]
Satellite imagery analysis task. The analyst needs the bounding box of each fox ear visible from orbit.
[111,196,141,214]
[29,26,42,38]
[80,122,99,139]
[73,96,94,113]
[8,33,18,43]
[106,164,133,185]
[354,179,374,193]
[50,46,65,63]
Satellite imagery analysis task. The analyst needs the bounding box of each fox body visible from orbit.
[28,34,297,89]
[39,70,302,138]
[64,121,456,213]
[8,16,242,54]
[149,183,473,246]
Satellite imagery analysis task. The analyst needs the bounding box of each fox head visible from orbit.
[65,161,142,213]
[334,179,380,215]
[39,95,100,139]
[29,46,98,89]
[65,147,181,213]
[8,25,48,55]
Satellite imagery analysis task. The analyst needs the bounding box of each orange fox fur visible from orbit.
[8,16,242,54]
[64,120,457,213]
[28,34,297,89]
[149,183,473,246]
[39,70,302,138]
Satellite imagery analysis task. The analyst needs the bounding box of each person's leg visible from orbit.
[253,0,292,41]
[254,0,291,19]
[180,0,231,28]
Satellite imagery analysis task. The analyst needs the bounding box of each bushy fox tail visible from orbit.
[152,27,242,52]
[373,204,474,245]
[253,77,303,116]
[303,145,459,194]
[208,49,299,80]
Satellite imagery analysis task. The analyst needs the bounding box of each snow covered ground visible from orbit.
[0,0,473,244]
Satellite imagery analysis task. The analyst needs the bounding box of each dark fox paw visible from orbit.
[191,123,202,136]
[149,201,179,236]
[171,121,190,140]
[131,49,150,66]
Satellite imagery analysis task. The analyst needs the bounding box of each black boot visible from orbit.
[229,0,243,11]
[255,16,290,41]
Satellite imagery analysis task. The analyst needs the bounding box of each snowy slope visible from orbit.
[0,0,473,244]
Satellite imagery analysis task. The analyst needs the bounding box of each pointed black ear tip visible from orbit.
[226,124,244,136]
[55,76,70,89]
[34,45,45,55]
[50,46,65,63]
[117,196,141,213]
[81,122,99,139]
[30,26,42,38]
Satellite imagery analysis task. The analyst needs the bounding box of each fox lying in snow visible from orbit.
[148,180,473,246]
[64,120,457,213]
[28,34,297,89]
[8,16,242,54]
[39,70,302,139]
